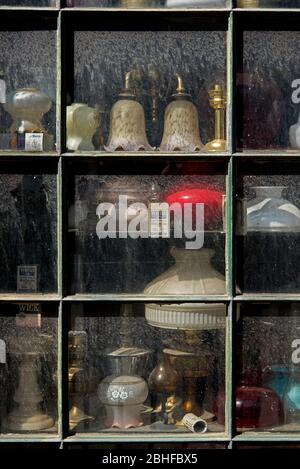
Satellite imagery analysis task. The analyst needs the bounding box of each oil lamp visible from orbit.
[105,70,153,152]
[145,305,226,423]
[145,183,226,423]
[68,331,95,430]
[144,252,226,422]
[204,84,227,152]
[159,74,203,152]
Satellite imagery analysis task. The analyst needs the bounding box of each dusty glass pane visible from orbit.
[235,172,300,293]
[236,303,300,434]
[236,0,300,7]
[70,27,227,152]
[0,171,57,293]
[64,443,228,449]
[68,303,226,435]
[68,161,226,295]
[0,303,58,435]
[0,29,57,151]
[237,29,300,151]
[0,1,57,5]
[67,1,229,9]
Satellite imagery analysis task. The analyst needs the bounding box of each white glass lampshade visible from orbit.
[145,302,226,330]
[246,186,300,232]
[144,247,226,296]
[144,247,226,330]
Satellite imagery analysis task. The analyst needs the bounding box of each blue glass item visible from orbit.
[283,367,300,424]
[263,365,290,399]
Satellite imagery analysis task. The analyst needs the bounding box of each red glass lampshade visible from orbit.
[165,188,223,228]
[214,386,283,430]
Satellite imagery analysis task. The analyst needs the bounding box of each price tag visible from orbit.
[0,339,6,364]
[0,79,6,104]
[25,133,43,152]
[17,265,38,292]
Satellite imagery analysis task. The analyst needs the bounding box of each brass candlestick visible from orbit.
[205,84,227,152]
[68,331,94,429]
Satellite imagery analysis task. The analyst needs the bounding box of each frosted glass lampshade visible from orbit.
[144,248,226,296]
[144,247,226,330]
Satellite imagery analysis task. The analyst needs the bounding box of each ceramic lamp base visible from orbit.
[5,411,54,432]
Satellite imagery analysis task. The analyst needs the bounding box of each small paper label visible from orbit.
[0,339,6,364]
[149,204,170,238]
[17,265,38,292]
[25,133,43,152]
[16,312,41,328]
[0,79,6,104]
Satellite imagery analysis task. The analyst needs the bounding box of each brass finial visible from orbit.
[205,84,227,152]
[176,74,185,94]
[119,71,136,99]
[209,84,226,111]
[173,74,188,98]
